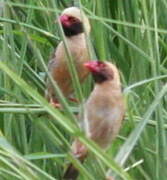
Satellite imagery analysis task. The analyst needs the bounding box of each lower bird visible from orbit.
[63,61,125,179]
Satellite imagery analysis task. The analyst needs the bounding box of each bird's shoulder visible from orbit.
[47,57,58,71]
[47,43,64,70]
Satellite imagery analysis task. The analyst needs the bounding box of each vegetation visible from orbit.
[0,0,167,179]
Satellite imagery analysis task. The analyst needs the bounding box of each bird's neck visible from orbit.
[64,33,88,52]
[67,33,87,44]
[95,80,121,92]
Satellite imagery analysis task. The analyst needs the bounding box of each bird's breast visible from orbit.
[83,92,124,149]
[50,41,89,97]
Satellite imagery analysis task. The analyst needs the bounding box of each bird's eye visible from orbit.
[69,17,77,23]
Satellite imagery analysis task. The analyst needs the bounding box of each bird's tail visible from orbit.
[63,139,88,180]
[63,158,85,180]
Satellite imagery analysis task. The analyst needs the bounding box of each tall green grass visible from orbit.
[0,0,167,179]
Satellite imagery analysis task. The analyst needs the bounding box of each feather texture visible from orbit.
[64,61,125,179]
[45,7,90,104]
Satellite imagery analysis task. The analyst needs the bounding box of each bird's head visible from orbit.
[84,61,119,84]
[59,7,90,37]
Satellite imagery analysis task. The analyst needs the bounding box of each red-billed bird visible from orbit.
[64,61,125,179]
[45,7,91,106]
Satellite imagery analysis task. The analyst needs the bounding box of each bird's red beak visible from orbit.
[84,61,101,73]
[59,14,70,26]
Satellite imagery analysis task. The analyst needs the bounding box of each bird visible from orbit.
[63,61,125,179]
[45,7,91,107]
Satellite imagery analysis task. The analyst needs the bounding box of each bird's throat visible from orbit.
[62,22,84,37]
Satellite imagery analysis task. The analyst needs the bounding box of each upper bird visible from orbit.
[64,61,125,179]
[45,7,91,106]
